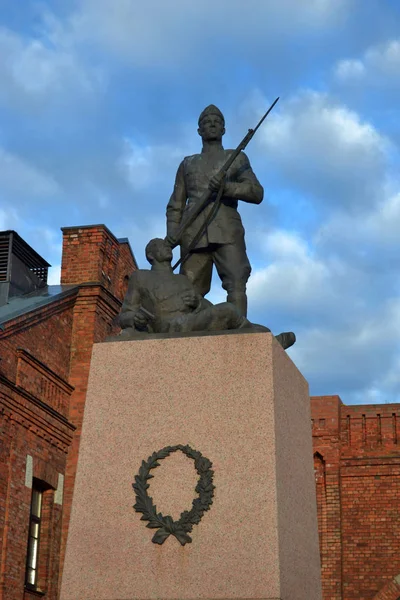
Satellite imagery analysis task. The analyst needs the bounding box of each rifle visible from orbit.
[168,97,280,271]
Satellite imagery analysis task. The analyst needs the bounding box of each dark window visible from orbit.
[25,481,45,590]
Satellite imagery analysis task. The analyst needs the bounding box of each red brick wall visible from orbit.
[0,223,136,600]
[0,294,77,599]
[61,226,106,285]
[0,301,75,384]
[311,396,343,600]
[312,397,400,600]
[61,225,136,302]
[341,470,400,599]
[15,349,74,419]
[0,377,74,600]
[0,298,76,597]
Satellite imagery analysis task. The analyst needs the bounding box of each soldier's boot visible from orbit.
[227,291,247,317]
[275,332,296,350]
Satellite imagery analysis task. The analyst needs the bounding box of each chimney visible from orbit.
[0,231,50,307]
[60,225,137,302]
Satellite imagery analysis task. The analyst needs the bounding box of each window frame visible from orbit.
[24,479,46,592]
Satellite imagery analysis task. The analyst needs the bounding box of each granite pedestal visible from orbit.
[60,332,322,600]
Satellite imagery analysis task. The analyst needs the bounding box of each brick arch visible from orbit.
[372,574,400,600]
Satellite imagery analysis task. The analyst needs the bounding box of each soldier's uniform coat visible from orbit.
[166,148,263,297]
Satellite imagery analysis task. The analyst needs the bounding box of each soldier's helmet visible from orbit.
[198,104,225,126]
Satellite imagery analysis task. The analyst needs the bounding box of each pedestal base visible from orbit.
[60,332,322,600]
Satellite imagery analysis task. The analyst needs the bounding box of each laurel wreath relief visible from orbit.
[132,444,215,546]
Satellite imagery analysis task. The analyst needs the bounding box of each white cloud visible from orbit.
[246,228,370,328]
[48,264,61,285]
[119,138,194,191]
[0,23,103,112]
[246,230,400,403]
[334,39,400,86]
[241,225,400,404]
[254,90,389,209]
[36,227,62,255]
[119,217,168,268]
[315,185,400,255]
[248,230,330,310]
[291,297,400,402]
[334,58,366,81]
[119,142,155,190]
[0,148,59,197]
[169,221,400,405]
[56,0,352,68]
[0,207,20,231]
[366,192,400,243]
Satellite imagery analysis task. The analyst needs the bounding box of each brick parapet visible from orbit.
[15,349,74,419]
[312,396,400,600]
[0,375,75,454]
[340,404,400,458]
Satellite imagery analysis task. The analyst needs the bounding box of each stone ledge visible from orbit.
[105,327,271,343]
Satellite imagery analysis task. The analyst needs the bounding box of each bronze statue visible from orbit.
[118,238,295,349]
[166,102,277,317]
[114,100,296,347]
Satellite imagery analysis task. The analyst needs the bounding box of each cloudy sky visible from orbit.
[2,0,400,404]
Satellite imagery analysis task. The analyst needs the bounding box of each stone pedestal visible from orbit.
[60,332,322,600]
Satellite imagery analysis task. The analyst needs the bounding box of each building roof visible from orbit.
[117,237,139,269]
[0,284,79,329]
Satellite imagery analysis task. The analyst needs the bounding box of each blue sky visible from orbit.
[1,0,400,404]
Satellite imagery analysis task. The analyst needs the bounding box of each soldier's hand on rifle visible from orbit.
[182,291,199,309]
[133,311,149,329]
[208,172,226,193]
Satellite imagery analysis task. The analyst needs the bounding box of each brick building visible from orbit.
[312,396,400,600]
[0,225,137,600]
[1,225,400,600]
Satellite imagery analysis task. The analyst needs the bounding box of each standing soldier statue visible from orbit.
[166,100,278,317]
